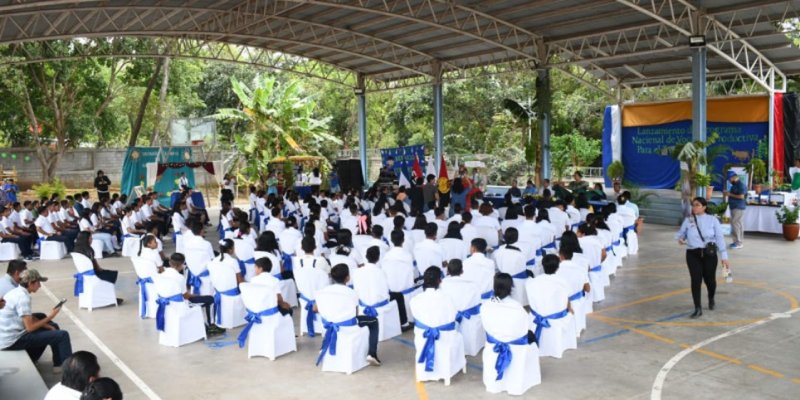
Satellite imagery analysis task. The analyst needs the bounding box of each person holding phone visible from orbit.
[0,269,73,370]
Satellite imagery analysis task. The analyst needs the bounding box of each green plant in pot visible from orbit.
[693,172,712,199]
[746,158,767,193]
[775,205,799,241]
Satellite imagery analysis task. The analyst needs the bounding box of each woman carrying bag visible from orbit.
[675,197,731,318]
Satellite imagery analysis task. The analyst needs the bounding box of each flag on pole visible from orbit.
[412,154,423,179]
[437,155,450,193]
[398,170,411,188]
[425,156,436,178]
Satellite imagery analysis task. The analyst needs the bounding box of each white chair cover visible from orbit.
[493,247,529,306]
[253,250,298,308]
[410,289,466,386]
[293,262,330,336]
[481,301,541,395]
[208,260,246,329]
[0,243,20,261]
[352,265,401,341]
[440,238,468,262]
[40,240,67,260]
[381,257,419,323]
[440,277,485,356]
[315,288,370,374]
[90,240,104,259]
[579,236,606,302]
[184,246,214,296]
[233,238,257,281]
[121,234,140,257]
[475,226,500,249]
[71,253,116,311]
[525,275,577,359]
[131,256,159,319]
[153,275,206,347]
[238,282,296,360]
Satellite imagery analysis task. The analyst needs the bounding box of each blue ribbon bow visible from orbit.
[237,258,255,277]
[530,308,570,341]
[589,265,602,272]
[237,306,280,348]
[455,304,481,324]
[73,269,96,296]
[187,269,210,295]
[415,320,457,372]
[486,333,529,381]
[214,287,242,324]
[359,298,390,317]
[299,293,317,337]
[135,276,154,318]
[481,290,494,300]
[316,317,359,365]
[156,294,186,331]
[281,252,294,272]
[525,258,537,266]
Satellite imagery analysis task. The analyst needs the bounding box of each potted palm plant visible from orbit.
[776,205,799,241]
[746,158,767,194]
[693,172,712,200]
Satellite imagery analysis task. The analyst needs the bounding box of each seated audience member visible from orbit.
[251,257,293,315]
[159,253,225,336]
[80,377,123,400]
[353,246,409,328]
[73,232,123,305]
[44,351,101,400]
[487,272,537,344]
[35,205,75,253]
[0,269,73,369]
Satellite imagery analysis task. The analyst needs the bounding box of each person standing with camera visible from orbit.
[675,197,731,319]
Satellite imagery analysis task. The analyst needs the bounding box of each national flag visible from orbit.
[398,171,411,188]
[437,155,450,193]
[412,154,423,179]
[425,157,436,178]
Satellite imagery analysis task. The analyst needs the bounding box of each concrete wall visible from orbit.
[0,148,233,190]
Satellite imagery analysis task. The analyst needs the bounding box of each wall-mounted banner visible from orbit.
[380,144,426,182]
[604,96,770,189]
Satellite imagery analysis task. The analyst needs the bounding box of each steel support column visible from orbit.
[768,71,776,180]
[538,68,552,180]
[356,74,368,186]
[692,45,707,198]
[433,63,444,173]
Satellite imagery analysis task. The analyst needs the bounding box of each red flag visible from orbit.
[437,155,450,193]
[412,154,423,179]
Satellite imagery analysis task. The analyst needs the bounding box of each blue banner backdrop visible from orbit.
[602,106,614,187]
[121,146,194,202]
[380,144,426,181]
[620,121,766,189]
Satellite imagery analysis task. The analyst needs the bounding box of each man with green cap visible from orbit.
[0,269,72,369]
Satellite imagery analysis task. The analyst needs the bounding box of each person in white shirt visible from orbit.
[34,205,75,252]
[461,238,496,300]
[314,264,381,366]
[409,266,463,374]
[279,216,304,256]
[182,220,215,262]
[161,253,225,336]
[367,225,389,261]
[557,245,591,336]
[524,254,576,358]
[354,246,410,328]
[20,201,35,227]
[440,259,481,324]
[483,273,537,344]
[43,351,100,400]
[264,207,286,236]
[251,257,293,316]
[413,223,445,275]
[473,203,502,245]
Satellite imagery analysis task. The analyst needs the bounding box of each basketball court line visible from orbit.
[40,283,162,400]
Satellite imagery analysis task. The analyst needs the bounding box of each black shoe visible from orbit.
[709,299,715,310]
[116,298,124,305]
[401,323,414,332]
[690,307,703,319]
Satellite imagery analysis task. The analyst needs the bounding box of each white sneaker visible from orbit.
[731,243,744,249]
[366,355,382,366]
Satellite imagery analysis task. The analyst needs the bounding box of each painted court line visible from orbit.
[651,308,800,400]
[581,311,690,345]
[41,283,162,400]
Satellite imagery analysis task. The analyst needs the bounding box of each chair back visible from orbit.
[481,301,529,342]
[208,260,239,292]
[184,248,212,277]
[253,251,282,274]
[381,258,415,293]
[351,235,373,257]
[440,238,467,261]
[316,289,356,323]
[131,256,159,279]
[233,238,256,262]
[71,253,94,273]
[239,282,277,311]
[476,226,499,248]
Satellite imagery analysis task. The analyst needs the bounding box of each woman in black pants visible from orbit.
[675,197,731,318]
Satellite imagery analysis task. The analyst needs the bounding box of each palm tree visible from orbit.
[215,75,339,184]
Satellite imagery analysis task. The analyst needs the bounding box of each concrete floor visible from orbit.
[25,212,800,400]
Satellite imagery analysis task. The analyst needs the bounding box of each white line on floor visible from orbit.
[651,308,800,400]
[41,283,162,400]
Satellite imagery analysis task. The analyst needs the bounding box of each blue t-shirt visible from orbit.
[728,180,747,210]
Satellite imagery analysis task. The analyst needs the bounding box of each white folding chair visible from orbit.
[315,290,370,374]
[481,301,541,395]
[238,282,296,360]
[208,260,246,329]
[233,238,257,281]
[411,298,466,386]
[71,253,117,312]
[185,249,213,296]
[131,257,159,319]
[153,276,206,347]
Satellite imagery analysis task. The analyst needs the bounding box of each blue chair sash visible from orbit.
[400,286,419,296]
[237,258,255,277]
[568,290,585,302]
[299,293,317,337]
[542,241,557,250]
[187,269,210,295]
[455,304,481,324]
[359,298,390,317]
[237,306,280,348]
[281,252,294,271]
[214,287,242,324]
[415,320,457,372]
[73,269,96,296]
[486,333,529,381]
[481,290,494,300]
[511,270,528,280]
[589,264,602,273]
[135,276,154,318]
[156,294,186,331]
[316,317,359,365]
[612,240,621,247]
[530,308,570,340]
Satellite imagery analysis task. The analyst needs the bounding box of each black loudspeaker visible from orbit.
[336,159,364,192]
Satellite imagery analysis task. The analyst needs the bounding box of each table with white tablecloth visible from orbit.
[742,205,783,234]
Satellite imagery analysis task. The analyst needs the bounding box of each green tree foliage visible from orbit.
[215,75,339,184]
[550,130,601,181]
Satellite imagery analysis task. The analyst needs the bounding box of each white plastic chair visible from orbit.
[153,275,206,347]
[411,296,466,386]
[40,240,67,260]
[441,279,485,357]
[233,238,257,281]
[208,260,246,329]
[475,226,500,249]
[381,258,419,324]
[315,289,370,374]
[357,296,401,342]
[90,240,104,259]
[131,257,159,319]
[185,249,214,296]
[440,238,468,261]
[71,253,117,312]
[121,234,140,257]
[526,281,577,359]
[238,282,296,360]
[481,301,541,395]
[253,250,298,308]
[294,265,329,337]
[0,243,20,261]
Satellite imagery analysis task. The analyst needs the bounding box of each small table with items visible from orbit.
[742,191,797,234]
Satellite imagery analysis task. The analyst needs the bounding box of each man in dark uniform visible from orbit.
[93,170,111,202]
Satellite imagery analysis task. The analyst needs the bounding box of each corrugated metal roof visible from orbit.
[0,0,797,91]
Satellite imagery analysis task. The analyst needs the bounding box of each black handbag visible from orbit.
[693,215,717,257]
